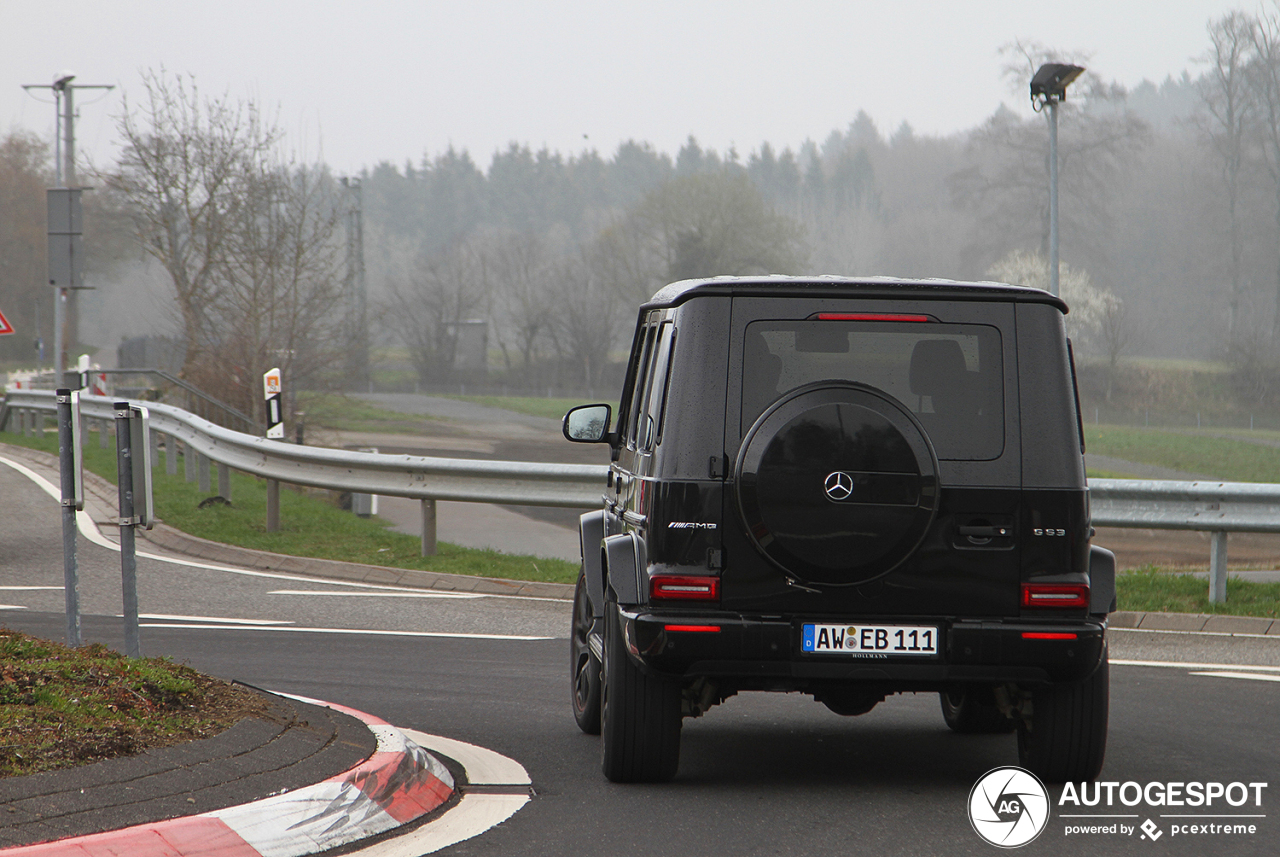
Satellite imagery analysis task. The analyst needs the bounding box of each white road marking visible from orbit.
[0,605,28,610]
[0,586,61,590]
[1111,627,1279,640]
[1189,671,1280,683]
[268,589,483,600]
[345,728,531,856]
[0,453,570,603]
[137,623,553,640]
[133,613,296,626]
[1112,659,1280,672]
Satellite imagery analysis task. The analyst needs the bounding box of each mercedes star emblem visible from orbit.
[824,471,854,501]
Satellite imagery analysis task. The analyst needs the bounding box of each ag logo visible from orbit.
[823,471,854,501]
[968,766,1050,848]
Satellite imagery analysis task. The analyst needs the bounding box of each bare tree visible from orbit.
[106,70,346,426]
[107,71,277,378]
[487,229,559,381]
[1247,9,1280,337]
[385,235,490,386]
[0,131,52,362]
[207,164,346,418]
[1098,294,1131,401]
[1199,12,1257,337]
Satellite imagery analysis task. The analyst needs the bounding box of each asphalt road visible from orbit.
[3,454,1279,856]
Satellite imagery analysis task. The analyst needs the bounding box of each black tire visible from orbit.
[1017,648,1109,783]
[600,604,682,782]
[939,686,1016,734]
[570,570,601,734]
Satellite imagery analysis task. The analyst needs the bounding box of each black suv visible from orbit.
[563,276,1114,784]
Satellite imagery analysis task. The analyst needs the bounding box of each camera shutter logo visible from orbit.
[824,471,854,501]
[968,767,1050,848]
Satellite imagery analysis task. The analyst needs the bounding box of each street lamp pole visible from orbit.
[1047,99,1060,297]
[1030,63,1085,299]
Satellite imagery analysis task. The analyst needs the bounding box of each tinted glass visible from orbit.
[743,320,1004,460]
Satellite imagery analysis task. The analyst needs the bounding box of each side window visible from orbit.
[643,322,675,447]
[626,323,658,446]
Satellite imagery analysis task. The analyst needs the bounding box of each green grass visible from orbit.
[1085,425,1280,482]
[0,628,264,777]
[442,394,596,421]
[1117,567,1280,618]
[1,432,578,585]
[296,392,440,433]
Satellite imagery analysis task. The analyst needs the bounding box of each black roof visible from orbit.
[645,275,1069,313]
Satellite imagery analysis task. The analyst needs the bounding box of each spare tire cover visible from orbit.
[735,381,939,586]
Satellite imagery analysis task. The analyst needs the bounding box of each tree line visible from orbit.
[6,12,1280,410]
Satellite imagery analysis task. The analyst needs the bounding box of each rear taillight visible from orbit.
[1021,583,1089,609]
[650,575,720,602]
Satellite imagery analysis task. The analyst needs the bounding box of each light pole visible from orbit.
[1030,63,1085,298]
[22,72,114,382]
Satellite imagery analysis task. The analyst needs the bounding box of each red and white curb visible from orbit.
[4,696,456,857]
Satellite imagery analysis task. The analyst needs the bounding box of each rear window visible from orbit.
[743,320,1004,460]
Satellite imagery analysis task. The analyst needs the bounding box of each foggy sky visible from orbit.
[0,0,1252,174]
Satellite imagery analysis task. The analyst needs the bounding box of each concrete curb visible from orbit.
[0,441,575,601]
[1,696,455,857]
[1109,610,1280,635]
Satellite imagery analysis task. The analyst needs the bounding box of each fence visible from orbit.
[5,389,1278,603]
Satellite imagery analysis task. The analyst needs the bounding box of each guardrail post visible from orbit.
[183,442,195,482]
[149,428,159,468]
[56,390,81,648]
[165,433,177,475]
[217,463,231,500]
[421,498,437,556]
[1209,531,1228,604]
[266,479,280,532]
[23,409,33,437]
[99,418,109,449]
[198,452,211,494]
[114,401,141,658]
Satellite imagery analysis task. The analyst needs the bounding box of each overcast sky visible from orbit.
[0,0,1258,175]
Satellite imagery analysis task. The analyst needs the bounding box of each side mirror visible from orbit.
[563,404,613,443]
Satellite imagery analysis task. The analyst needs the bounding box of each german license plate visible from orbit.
[801,623,938,656]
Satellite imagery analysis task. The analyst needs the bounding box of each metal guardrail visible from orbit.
[3,389,606,556]
[1090,479,1280,533]
[5,389,1277,603]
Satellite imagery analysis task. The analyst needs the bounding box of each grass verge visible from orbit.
[0,628,266,777]
[1117,567,1280,618]
[442,394,594,421]
[1,433,578,585]
[295,392,441,433]
[1085,424,1280,482]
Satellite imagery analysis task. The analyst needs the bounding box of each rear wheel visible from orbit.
[939,686,1016,734]
[600,605,682,782]
[1017,649,1109,783]
[570,570,601,734]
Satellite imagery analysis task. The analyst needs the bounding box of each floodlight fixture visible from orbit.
[52,71,76,91]
[1030,63,1085,106]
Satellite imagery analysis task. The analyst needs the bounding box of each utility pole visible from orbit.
[22,73,114,383]
[341,177,369,391]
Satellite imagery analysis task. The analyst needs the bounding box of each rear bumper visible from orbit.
[618,608,1106,688]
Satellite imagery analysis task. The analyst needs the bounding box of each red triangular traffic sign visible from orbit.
[0,308,14,335]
